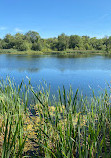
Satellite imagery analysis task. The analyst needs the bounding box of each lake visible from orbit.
[0,54,111,98]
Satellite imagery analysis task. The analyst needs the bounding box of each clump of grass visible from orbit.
[0,78,29,158]
[30,85,111,158]
[0,78,111,157]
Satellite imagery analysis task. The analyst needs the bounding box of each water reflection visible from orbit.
[0,54,111,98]
[18,68,39,73]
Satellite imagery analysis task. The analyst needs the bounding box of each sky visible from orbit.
[0,0,111,39]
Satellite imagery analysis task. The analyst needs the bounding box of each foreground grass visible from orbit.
[0,78,111,157]
[0,49,106,56]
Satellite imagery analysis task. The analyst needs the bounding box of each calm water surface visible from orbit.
[0,54,111,97]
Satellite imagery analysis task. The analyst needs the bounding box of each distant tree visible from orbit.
[84,43,91,50]
[4,34,14,43]
[31,42,42,51]
[25,31,40,43]
[0,39,3,49]
[46,38,58,51]
[57,33,69,51]
[18,42,31,51]
[3,34,15,49]
[94,39,104,50]
[12,33,24,50]
[102,36,108,45]
[82,36,90,43]
[82,36,90,50]
[69,35,82,49]
[90,37,98,50]
[40,39,50,51]
[105,36,111,53]
[1,30,111,53]
[14,33,25,40]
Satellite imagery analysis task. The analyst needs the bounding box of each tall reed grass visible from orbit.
[0,78,29,158]
[30,85,111,157]
[0,78,111,157]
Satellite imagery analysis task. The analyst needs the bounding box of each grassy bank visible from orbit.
[0,49,107,56]
[0,78,111,157]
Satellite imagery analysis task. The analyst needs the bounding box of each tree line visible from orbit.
[0,30,111,52]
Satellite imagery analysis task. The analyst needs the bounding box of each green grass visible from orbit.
[0,78,29,157]
[0,48,106,56]
[0,49,43,55]
[0,78,111,157]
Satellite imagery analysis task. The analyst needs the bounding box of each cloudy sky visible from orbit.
[0,0,111,38]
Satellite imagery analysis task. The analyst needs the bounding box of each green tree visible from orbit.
[18,42,31,51]
[14,33,25,50]
[57,33,69,51]
[40,39,50,51]
[46,38,58,51]
[82,36,90,50]
[0,39,3,48]
[84,43,91,50]
[69,35,82,49]
[90,37,98,50]
[31,42,42,51]
[105,36,111,53]
[25,31,40,43]
[94,39,104,50]
[3,34,15,49]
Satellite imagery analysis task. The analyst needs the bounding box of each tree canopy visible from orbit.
[0,30,111,53]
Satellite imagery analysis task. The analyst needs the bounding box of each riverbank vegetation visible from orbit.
[0,78,111,157]
[0,31,111,54]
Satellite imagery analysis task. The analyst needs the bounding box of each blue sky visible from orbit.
[0,0,111,38]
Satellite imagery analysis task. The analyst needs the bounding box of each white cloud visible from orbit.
[0,26,7,30]
[14,28,23,32]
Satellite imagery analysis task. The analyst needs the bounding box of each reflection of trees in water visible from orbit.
[55,53,94,59]
[4,54,111,73]
[18,67,39,73]
[6,54,42,61]
[5,67,39,73]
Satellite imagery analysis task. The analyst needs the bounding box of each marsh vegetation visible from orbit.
[0,78,111,157]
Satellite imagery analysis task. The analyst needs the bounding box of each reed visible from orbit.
[0,78,28,158]
[30,85,111,157]
[0,78,111,157]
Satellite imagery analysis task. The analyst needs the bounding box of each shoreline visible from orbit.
[0,49,107,56]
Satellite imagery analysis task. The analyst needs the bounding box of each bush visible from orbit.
[18,42,31,51]
[31,42,42,51]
